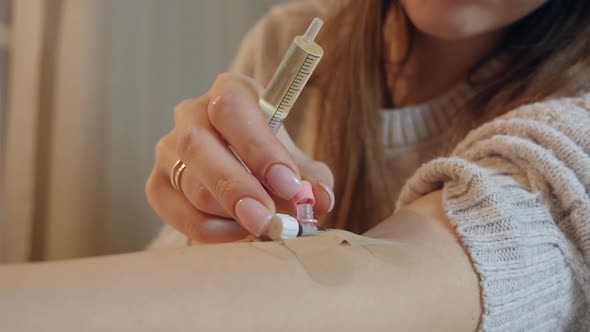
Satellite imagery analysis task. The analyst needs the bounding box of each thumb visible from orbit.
[276,127,335,216]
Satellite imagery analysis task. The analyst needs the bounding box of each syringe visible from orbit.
[226,18,325,240]
[257,17,325,240]
[230,18,323,170]
[258,17,324,133]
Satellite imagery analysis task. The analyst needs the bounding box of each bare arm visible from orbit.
[0,192,480,332]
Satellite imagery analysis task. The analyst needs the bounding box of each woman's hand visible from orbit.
[146,73,334,243]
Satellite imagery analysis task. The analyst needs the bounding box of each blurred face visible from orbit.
[400,0,548,40]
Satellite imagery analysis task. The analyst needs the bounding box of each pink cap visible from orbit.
[292,180,315,205]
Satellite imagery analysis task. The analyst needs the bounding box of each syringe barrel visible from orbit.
[260,36,324,133]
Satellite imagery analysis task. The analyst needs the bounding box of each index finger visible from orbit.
[173,97,276,237]
[207,73,304,201]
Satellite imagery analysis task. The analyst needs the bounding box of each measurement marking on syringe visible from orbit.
[268,53,320,130]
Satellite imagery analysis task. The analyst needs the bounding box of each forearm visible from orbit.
[0,194,480,331]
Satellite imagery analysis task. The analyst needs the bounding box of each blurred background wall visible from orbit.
[0,0,8,248]
[0,0,283,262]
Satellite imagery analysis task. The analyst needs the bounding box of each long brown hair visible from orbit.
[312,0,590,233]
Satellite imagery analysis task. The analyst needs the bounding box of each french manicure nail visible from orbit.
[266,164,302,199]
[318,182,335,212]
[235,198,273,236]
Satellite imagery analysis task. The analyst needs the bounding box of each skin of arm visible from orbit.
[0,191,481,332]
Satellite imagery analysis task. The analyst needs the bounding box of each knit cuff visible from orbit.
[397,157,585,331]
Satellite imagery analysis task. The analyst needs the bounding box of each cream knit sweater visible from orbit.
[150,1,590,330]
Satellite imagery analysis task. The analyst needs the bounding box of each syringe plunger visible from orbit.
[303,18,323,42]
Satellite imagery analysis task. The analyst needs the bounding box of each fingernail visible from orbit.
[235,198,273,236]
[318,182,335,212]
[265,164,302,199]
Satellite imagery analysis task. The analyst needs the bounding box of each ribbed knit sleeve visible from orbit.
[396,95,590,331]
